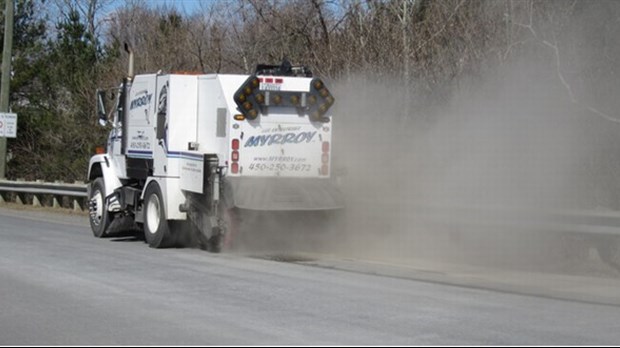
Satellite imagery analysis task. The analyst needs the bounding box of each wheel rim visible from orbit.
[89,189,103,226]
[146,194,161,234]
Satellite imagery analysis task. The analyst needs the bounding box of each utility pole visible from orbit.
[0,0,14,179]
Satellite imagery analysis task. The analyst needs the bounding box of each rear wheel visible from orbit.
[88,177,114,238]
[143,182,175,248]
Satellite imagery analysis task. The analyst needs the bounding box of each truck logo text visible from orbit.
[130,93,153,110]
[244,131,317,147]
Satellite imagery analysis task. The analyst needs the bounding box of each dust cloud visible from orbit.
[323,36,620,275]
[235,3,620,276]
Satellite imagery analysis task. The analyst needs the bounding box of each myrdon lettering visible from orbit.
[244,131,317,147]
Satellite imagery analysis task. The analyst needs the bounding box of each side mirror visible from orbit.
[97,89,108,126]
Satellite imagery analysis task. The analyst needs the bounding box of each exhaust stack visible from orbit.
[124,42,134,80]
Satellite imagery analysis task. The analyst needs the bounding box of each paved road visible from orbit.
[1,207,619,345]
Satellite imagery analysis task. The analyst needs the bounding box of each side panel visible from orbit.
[153,75,198,177]
[234,119,331,178]
[153,75,170,176]
[196,75,232,167]
[125,75,157,159]
[179,153,204,193]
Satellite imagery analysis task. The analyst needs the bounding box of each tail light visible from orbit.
[321,141,329,176]
[322,153,329,164]
[231,139,240,174]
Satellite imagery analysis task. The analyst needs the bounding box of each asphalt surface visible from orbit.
[1,206,620,345]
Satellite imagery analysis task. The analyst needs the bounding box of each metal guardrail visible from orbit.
[0,179,619,237]
[0,179,87,211]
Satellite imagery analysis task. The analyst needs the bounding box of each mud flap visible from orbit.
[181,155,228,252]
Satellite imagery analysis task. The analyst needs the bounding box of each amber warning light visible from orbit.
[233,75,334,122]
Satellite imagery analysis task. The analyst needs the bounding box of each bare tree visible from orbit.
[53,0,115,41]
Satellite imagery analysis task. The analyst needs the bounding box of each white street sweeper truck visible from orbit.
[87,45,342,251]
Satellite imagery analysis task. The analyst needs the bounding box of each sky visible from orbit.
[124,0,219,14]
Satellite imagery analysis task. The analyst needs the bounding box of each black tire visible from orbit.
[88,177,114,238]
[143,182,175,248]
[595,235,620,272]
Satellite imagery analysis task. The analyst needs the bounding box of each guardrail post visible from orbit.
[32,179,43,207]
[73,199,82,212]
[15,192,24,205]
[52,195,60,208]
[32,194,41,207]
[53,180,63,208]
[15,178,25,205]
[0,191,5,204]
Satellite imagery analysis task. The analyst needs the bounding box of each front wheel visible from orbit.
[88,177,114,238]
[143,182,175,248]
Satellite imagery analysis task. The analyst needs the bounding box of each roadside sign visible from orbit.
[0,112,17,138]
